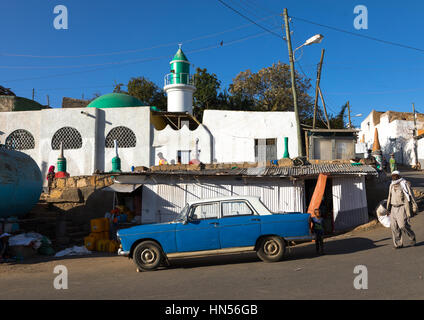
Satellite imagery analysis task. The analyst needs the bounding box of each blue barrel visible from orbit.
[0,148,42,218]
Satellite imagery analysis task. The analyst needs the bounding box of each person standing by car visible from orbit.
[387,170,417,249]
[311,208,325,255]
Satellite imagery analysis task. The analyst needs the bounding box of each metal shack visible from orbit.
[106,164,377,232]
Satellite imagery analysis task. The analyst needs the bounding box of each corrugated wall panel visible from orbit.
[141,178,307,224]
[332,176,368,231]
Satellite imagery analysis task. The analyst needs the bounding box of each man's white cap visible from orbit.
[391,170,400,175]
[0,233,11,238]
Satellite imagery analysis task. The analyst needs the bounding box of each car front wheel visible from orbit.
[256,236,285,262]
[133,241,163,271]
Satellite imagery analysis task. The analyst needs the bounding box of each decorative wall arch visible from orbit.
[51,127,82,150]
[105,126,137,148]
[5,129,35,150]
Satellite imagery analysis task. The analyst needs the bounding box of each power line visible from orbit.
[216,0,282,39]
[1,28,279,83]
[0,14,279,59]
[291,15,424,54]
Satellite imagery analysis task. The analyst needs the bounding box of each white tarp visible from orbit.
[9,232,50,250]
[102,183,142,193]
[55,246,92,257]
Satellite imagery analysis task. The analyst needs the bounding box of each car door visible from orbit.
[175,202,221,252]
[219,200,261,248]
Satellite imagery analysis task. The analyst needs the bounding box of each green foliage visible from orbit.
[229,61,314,119]
[127,77,167,111]
[193,68,221,120]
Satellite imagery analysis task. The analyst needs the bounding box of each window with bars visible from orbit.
[5,129,35,150]
[105,126,137,148]
[254,138,277,162]
[51,127,83,150]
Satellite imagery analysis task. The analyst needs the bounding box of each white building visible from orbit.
[0,48,299,185]
[359,110,424,165]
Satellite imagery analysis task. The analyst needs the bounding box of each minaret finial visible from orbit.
[178,43,182,50]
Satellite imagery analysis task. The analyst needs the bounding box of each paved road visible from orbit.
[1,213,424,300]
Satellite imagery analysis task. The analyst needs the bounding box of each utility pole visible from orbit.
[347,101,352,128]
[32,88,35,101]
[313,49,325,129]
[47,95,50,107]
[318,86,331,129]
[413,103,418,168]
[283,8,303,157]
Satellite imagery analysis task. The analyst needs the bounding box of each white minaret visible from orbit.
[164,45,196,114]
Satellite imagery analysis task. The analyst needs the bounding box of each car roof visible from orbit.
[187,196,261,205]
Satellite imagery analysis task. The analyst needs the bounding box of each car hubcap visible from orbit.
[264,239,279,256]
[140,248,156,264]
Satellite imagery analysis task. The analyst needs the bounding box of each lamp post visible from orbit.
[283,8,324,157]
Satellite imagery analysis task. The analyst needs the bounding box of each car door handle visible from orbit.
[251,218,260,222]
[209,222,219,226]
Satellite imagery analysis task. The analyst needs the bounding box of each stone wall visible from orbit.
[38,174,115,248]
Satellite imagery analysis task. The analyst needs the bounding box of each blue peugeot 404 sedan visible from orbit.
[117,196,313,271]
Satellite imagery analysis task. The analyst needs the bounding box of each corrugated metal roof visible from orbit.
[137,164,377,178]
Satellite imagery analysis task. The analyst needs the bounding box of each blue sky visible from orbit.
[1,0,424,127]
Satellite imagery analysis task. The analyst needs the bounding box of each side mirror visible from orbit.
[182,220,188,225]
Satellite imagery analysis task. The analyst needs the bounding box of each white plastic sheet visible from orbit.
[54,245,92,257]
[9,232,50,250]
[378,215,391,228]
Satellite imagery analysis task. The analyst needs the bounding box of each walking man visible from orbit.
[387,170,418,249]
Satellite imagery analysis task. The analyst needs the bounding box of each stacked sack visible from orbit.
[84,218,119,253]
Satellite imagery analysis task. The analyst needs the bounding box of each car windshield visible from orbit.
[175,204,189,222]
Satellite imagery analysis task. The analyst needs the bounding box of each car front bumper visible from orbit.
[118,248,129,256]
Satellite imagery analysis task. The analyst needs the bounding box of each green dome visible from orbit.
[87,93,143,109]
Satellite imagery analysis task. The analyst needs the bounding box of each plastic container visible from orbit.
[90,218,109,233]
[89,232,103,242]
[108,240,119,253]
[96,239,110,252]
[84,236,96,251]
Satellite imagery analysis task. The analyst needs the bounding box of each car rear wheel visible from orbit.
[256,236,285,262]
[133,241,163,271]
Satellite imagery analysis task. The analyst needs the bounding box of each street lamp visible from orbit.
[294,34,324,60]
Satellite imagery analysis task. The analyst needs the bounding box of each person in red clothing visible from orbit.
[46,165,55,193]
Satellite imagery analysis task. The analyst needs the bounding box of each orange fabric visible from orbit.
[372,128,381,151]
[307,173,328,217]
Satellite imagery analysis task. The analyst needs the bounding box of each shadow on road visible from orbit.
[162,236,386,270]
[285,237,386,261]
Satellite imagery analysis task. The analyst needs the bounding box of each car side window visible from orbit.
[190,202,219,220]
[222,201,253,218]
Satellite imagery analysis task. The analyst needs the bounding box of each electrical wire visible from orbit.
[0,14,279,59]
[1,28,279,83]
[216,0,282,39]
[291,15,424,54]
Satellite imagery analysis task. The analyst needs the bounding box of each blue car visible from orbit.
[117,196,312,271]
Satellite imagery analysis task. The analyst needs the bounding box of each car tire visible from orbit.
[256,236,285,263]
[133,241,163,271]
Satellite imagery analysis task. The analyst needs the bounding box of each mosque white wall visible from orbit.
[202,110,299,163]
[0,110,42,170]
[41,107,98,180]
[152,124,213,165]
[101,107,151,172]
